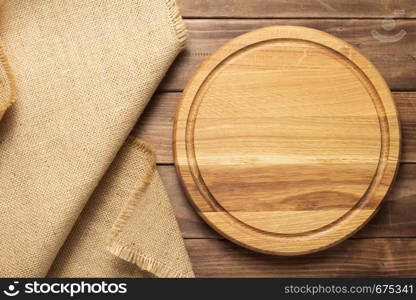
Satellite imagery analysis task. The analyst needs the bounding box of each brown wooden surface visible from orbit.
[134,1,416,276]
[134,92,416,164]
[185,238,416,277]
[159,163,416,240]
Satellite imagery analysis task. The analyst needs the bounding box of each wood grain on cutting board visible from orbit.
[134,92,416,164]
[173,26,400,255]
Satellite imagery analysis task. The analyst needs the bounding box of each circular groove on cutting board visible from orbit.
[174,26,400,255]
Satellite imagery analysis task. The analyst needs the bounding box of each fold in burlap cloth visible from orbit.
[0,0,193,278]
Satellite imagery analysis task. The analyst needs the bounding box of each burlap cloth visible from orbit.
[0,0,194,278]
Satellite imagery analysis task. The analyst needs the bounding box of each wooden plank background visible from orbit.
[176,0,416,18]
[135,1,416,277]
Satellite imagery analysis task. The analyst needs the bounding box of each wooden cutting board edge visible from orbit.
[173,25,402,256]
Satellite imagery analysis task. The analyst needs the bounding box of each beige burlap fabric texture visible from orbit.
[48,137,193,277]
[0,0,193,278]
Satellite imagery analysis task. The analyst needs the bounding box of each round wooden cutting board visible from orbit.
[173,26,400,255]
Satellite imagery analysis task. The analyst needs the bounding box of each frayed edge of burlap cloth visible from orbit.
[48,136,194,278]
[0,38,15,120]
[104,1,191,278]
[165,0,188,49]
[105,138,192,278]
